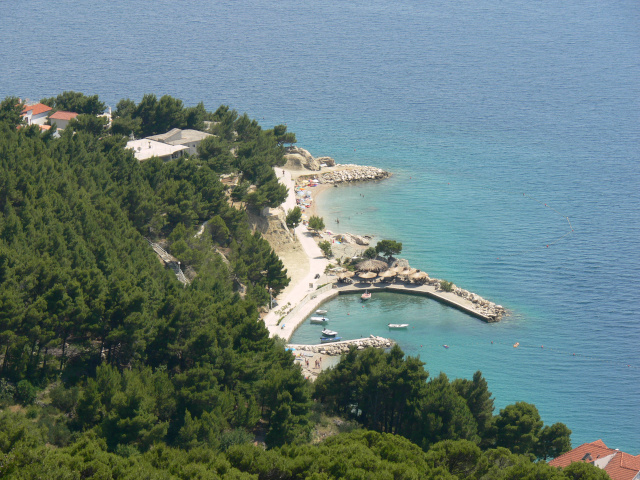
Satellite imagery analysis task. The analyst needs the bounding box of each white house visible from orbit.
[147,128,212,155]
[21,103,52,125]
[126,139,188,162]
[48,111,79,130]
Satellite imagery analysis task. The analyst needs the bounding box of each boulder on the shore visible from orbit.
[284,146,322,171]
[335,232,371,246]
[316,156,336,167]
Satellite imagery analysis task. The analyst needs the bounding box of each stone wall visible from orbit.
[288,335,395,356]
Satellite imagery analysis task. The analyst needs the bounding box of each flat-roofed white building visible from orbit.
[126,139,188,162]
[147,128,212,155]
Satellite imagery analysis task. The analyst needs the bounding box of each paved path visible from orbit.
[263,171,329,338]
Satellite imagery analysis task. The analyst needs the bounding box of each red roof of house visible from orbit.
[21,103,52,116]
[550,440,640,480]
[605,453,640,480]
[49,111,78,121]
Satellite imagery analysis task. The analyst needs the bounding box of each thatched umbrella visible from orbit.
[399,267,417,276]
[379,270,397,278]
[409,271,429,282]
[342,271,355,278]
[356,259,388,272]
[358,271,378,280]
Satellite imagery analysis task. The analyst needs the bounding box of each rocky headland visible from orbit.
[283,146,391,185]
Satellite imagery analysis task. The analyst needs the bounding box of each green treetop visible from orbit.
[308,215,325,233]
[375,239,403,260]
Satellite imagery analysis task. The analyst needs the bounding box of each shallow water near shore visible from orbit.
[3,0,639,452]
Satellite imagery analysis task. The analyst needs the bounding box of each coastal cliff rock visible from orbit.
[315,156,336,167]
[247,209,295,248]
[284,146,335,171]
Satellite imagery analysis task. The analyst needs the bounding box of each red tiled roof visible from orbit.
[549,440,617,468]
[39,125,51,131]
[21,103,52,116]
[549,440,640,480]
[605,452,640,480]
[49,111,78,121]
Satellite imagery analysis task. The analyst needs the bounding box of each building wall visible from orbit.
[29,112,50,125]
[50,118,71,130]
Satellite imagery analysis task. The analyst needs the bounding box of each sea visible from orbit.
[2,0,638,452]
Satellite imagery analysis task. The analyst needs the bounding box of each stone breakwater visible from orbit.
[313,165,391,184]
[450,286,507,321]
[288,335,395,356]
[412,277,506,321]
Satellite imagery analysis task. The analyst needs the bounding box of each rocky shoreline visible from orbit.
[304,165,391,185]
[288,335,395,356]
[283,146,391,185]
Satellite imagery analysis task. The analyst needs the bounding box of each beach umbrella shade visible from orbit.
[409,271,428,280]
[399,268,417,276]
[379,270,397,278]
[356,259,388,272]
[342,271,355,278]
[358,271,378,279]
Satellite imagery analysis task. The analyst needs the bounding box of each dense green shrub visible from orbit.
[14,380,37,406]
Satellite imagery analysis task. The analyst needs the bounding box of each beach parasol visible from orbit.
[358,271,378,279]
[356,259,388,272]
[409,271,428,280]
[379,270,397,278]
[342,271,355,278]
[399,267,417,276]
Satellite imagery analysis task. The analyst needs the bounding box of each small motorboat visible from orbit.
[361,290,371,301]
[443,345,450,349]
[320,336,342,343]
[388,323,409,329]
[310,316,329,324]
[316,309,328,314]
[321,328,338,337]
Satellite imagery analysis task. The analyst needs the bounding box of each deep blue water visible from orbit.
[2,0,639,452]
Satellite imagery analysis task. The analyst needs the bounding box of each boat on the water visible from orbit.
[388,323,409,329]
[321,328,338,337]
[361,290,371,300]
[310,316,329,324]
[320,336,342,343]
[316,309,328,314]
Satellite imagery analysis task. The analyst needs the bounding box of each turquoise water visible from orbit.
[2,0,639,451]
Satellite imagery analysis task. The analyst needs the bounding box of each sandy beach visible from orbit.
[261,166,376,375]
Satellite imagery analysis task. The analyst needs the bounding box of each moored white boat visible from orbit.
[388,323,409,329]
[316,309,327,314]
[320,336,342,343]
[361,290,371,300]
[321,328,338,337]
[310,316,329,324]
